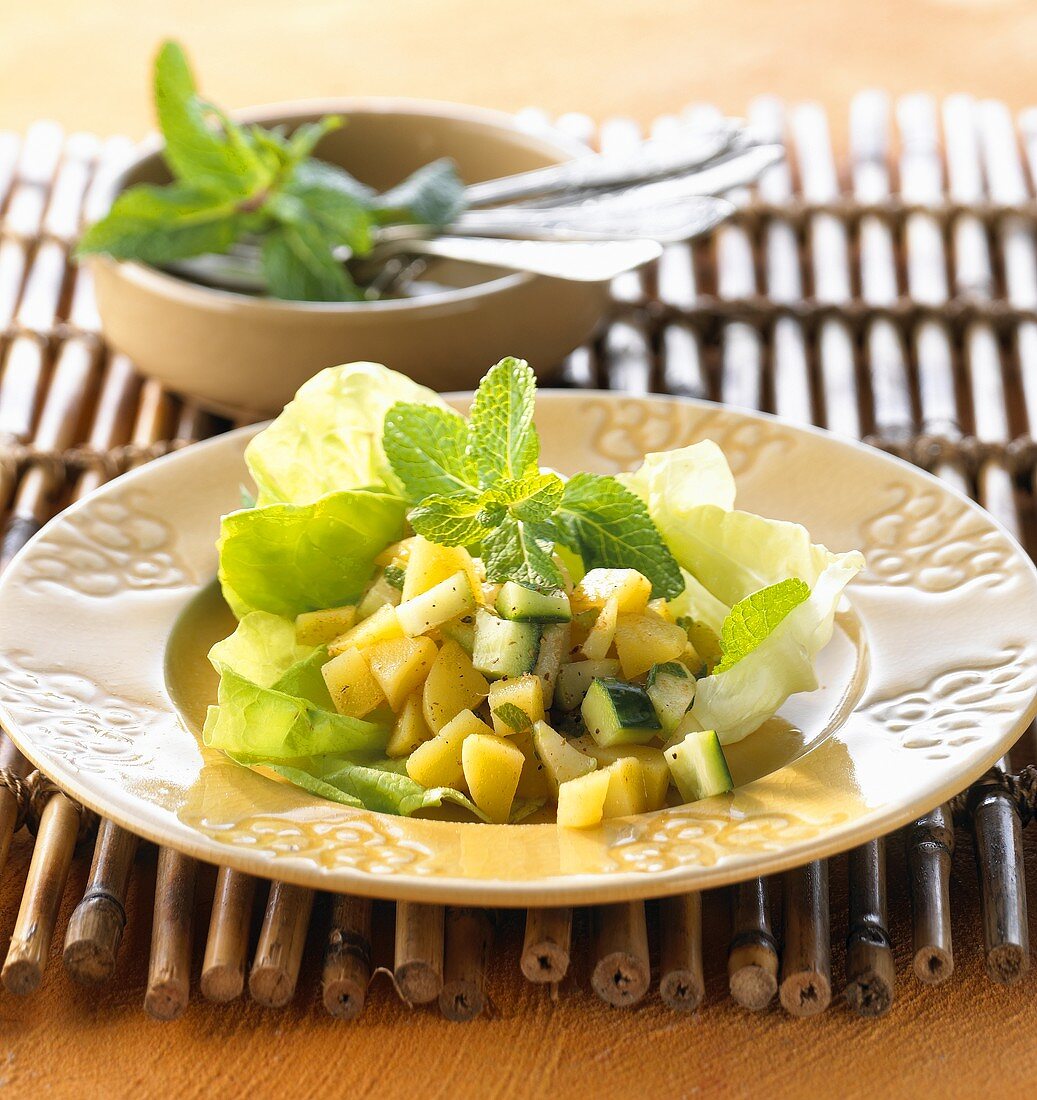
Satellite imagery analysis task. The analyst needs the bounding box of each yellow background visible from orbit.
[1,0,1033,146]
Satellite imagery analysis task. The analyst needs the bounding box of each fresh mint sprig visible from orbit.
[76,40,467,303]
[382,358,686,597]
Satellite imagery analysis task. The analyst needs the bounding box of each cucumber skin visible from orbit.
[495,582,572,623]
[472,609,542,680]
[666,729,733,802]
[582,678,661,747]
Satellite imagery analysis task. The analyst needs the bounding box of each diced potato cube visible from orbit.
[321,648,384,718]
[386,691,433,758]
[533,720,597,797]
[580,595,620,661]
[614,614,687,679]
[397,572,476,637]
[556,769,611,828]
[575,741,671,811]
[571,569,652,615]
[647,597,673,621]
[422,640,489,733]
[601,757,648,818]
[328,604,404,655]
[375,536,418,568]
[511,727,550,799]
[462,732,526,822]
[406,708,494,789]
[488,675,545,736]
[401,537,481,603]
[295,605,357,646]
[365,636,438,711]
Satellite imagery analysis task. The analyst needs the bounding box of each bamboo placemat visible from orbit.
[1,92,1036,1025]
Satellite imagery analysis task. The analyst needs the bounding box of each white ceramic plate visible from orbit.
[1,392,1035,906]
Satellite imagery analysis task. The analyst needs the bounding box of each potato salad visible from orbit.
[204,359,863,827]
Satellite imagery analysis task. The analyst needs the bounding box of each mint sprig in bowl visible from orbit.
[85,43,606,416]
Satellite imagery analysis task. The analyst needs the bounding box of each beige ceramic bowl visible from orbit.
[90,99,608,417]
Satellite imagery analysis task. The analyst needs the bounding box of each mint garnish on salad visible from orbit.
[384,358,685,597]
[203,358,864,826]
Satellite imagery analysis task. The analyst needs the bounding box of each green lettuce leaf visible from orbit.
[204,614,387,759]
[218,489,405,618]
[265,757,542,822]
[618,439,736,517]
[244,362,449,506]
[625,442,864,743]
[691,554,862,742]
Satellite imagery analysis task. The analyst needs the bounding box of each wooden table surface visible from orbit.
[2,0,1036,147]
[2,2,1037,1096]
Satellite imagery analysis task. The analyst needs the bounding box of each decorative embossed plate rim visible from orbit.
[1,392,1036,906]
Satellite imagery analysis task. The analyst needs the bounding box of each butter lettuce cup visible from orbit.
[89,99,607,418]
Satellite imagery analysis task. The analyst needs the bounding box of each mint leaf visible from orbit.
[713,579,810,674]
[269,185,372,256]
[260,220,361,302]
[493,471,564,523]
[468,358,539,486]
[492,703,533,733]
[409,492,491,548]
[76,183,243,263]
[374,158,466,228]
[483,516,563,590]
[153,40,264,196]
[555,473,685,599]
[383,564,406,590]
[383,403,478,501]
[290,158,375,204]
[286,116,343,162]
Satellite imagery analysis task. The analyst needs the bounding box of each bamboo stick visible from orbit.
[651,114,709,399]
[249,882,315,1008]
[905,807,955,982]
[321,894,373,1019]
[658,893,704,1011]
[779,861,831,1017]
[520,907,572,984]
[63,819,138,985]
[896,93,969,983]
[439,907,492,1022]
[2,791,81,994]
[844,840,895,1016]
[727,877,779,1010]
[591,901,650,1007]
[598,118,653,394]
[144,848,197,1019]
[393,901,445,1004]
[0,135,107,995]
[943,94,1029,984]
[199,868,256,1003]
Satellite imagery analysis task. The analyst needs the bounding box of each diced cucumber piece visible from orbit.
[533,622,571,708]
[678,617,723,673]
[396,571,475,636]
[646,661,696,734]
[581,678,661,747]
[472,609,541,680]
[440,614,476,656]
[666,728,733,802]
[532,720,597,796]
[496,581,571,623]
[554,659,621,711]
[356,573,403,620]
